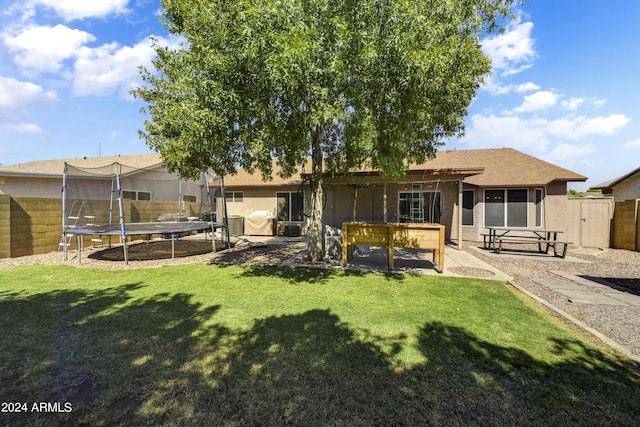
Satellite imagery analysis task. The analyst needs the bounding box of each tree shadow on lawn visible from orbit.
[1,288,639,426]
[217,263,408,284]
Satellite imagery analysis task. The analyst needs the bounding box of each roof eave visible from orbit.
[0,171,62,179]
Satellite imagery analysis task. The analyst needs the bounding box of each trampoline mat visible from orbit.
[88,240,228,261]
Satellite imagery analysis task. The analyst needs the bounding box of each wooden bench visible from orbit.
[494,236,571,258]
[482,233,542,250]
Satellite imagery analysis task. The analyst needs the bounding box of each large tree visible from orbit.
[133,0,521,261]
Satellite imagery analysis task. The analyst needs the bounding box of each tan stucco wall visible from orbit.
[0,177,62,198]
[544,182,569,233]
[1,173,204,203]
[220,181,571,244]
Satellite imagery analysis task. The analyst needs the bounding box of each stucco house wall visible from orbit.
[590,167,640,202]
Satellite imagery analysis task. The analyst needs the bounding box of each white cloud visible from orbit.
[514,90,559,113]
[0,76,57,115]
[461,112,629,157]
[623,138,640,149]
[481,17,536,76]
[0,122,48,137]
[516,82,540,92]
[545,114,629,139]
[25,0,130,21]
[482,79,540,96]
[72,35,179,97]
[547,143,596,161]
[464,114,551,155]
[0,76,56,137]
[561,97,607,111]
[561,97,585,111]
[4,24,95,74]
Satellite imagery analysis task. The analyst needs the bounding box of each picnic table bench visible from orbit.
[484,227,571,258]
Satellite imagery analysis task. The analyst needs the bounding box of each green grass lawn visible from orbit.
[0,263,638,426]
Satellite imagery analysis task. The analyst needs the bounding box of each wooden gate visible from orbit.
[566,198,614,248]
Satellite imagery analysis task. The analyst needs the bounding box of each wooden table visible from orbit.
[484,227,570,258]
[341,222,445,272]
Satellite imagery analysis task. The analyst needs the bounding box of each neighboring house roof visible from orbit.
[589,166,640,190]
[0,154,163,179]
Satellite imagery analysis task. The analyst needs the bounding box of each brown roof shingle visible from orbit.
[418,148,587,187]
[1,148,587,187]
[224,148,586,187]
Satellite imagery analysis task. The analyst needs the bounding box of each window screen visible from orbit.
[484,190,505,227]
[462,190,474,226]
[535,189,543,227]
[506,189,527,227]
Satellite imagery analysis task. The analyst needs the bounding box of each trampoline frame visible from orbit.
[67,221,227,263]
[62,161,232,264]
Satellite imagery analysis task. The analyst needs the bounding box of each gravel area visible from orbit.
[1,237,638,360]
[464,241,640,359]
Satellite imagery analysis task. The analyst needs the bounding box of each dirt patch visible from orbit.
[209,244,305,266]
[89,240,225,262]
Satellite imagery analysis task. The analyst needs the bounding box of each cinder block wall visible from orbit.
[7,196,63,257]
[0,197,208,258]
[0,195,11,258]
[613,199,640,251]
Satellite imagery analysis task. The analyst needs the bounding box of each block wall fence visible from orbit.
[0,195,203,259]
[2,195,639,259]
[613,199,640,251]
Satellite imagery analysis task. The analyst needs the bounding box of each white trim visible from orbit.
[276,191,303,222]
[535,188,544,228]
[122,189,152,201]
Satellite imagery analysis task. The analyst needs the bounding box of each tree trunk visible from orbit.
[307,126,325,262]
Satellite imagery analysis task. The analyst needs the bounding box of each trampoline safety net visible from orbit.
[62,161,226,263]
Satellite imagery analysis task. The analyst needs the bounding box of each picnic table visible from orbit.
[483,227,571,258]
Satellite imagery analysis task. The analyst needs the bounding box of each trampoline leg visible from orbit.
[77,234,82,264]
[210,224,216,253]
[172,234,175,259]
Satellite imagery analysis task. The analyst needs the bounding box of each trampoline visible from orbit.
[67,221,227,263]
[61,160,233,264]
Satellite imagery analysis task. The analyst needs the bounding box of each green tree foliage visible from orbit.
[133,0,522,260]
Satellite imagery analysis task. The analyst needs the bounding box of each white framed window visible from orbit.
[276,192,303,221]
[122,190,151,200]
[484,189,528,227]
[225,191,244,203]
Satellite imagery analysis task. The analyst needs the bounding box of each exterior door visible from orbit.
[580,201,612,248]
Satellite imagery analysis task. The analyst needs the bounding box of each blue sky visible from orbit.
[1,0,638,190]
